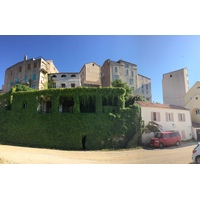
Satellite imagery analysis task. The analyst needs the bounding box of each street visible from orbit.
[0,141,197,164]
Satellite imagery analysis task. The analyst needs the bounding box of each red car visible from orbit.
[150,131,182,148]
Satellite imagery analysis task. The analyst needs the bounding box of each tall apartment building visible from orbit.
[3,55,59,93]
[101,59,152,101]
[48,72,81,88]
[135,74,152,102]
[162,68,189,107]
[80,62,101,87]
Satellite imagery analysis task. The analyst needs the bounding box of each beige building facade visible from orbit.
[101,59,152,101]
[48,72,81,89]
[137,101,192,143]
[3,55,59,93]
[80,62,101,87]
[184,81,200,140]
[162,68,189,106]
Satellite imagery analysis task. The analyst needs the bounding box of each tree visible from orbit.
[145,121,163,133]
[112,79,132,101]
[125,94,147,107]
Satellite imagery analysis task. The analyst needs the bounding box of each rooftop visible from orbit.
[137,101,188,110]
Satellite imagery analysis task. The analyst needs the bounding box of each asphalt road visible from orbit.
[0,141,198,164]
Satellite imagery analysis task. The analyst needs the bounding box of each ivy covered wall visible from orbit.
[0,87,143,150]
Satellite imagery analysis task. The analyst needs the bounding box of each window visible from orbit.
[132,71,134,76]
[71,74,76,77]
[22,102,27,108]
[27,64,31,70]
[170,74,172,77]
[146,85,148,90]
[10,70,12,76]
[166,113,174,121]
[61,74,66,77]
[15,78,19,84]
[52,75,57,78]
[126,69,129,76]
[32,74,36,81]
[126,64,129,68]
[61,83,66,88]
[19,66,22,72]
[34,62,37,68]
[53,83,56,88]
[196,109,200,115]
[178,113,185,121]
[163,134,169,138]
[114,75,119,79]
[71,83,75,88]
[196,97,198,100]
[24,75,29,83]
[114,66,118,73]
[151,112,160,121]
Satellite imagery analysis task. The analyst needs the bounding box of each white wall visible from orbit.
[141,106,192,141]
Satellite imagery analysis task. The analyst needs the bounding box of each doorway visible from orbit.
[196,129,200,140]
[82,135,86,150]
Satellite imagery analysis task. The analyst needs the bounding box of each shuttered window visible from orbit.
[166,113,174,122]
[151,112,160,122]
[178,113,186,122]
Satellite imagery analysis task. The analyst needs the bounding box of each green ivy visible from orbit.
[0,87,142,150]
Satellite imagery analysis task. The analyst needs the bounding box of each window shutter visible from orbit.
[178,113,180,121]
[166,112,168,121]
[151,112,154,121]
[157,112,160,121]
[171,113,174,121]
[183,113,186,121]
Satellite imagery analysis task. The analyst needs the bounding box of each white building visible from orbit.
[162,68,189,107]
[48,72,81,89]
[136,101,192,144]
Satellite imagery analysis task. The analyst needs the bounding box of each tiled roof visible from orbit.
[136,101,188,110]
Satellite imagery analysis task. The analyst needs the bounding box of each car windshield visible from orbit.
[154,133,163,138]
[194,144,200,150]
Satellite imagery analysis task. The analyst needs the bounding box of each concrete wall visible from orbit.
[162,68,189,106]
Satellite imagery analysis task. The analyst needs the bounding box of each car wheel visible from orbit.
[159,143,164,148]
[176,141,180,146]
[195,156,200,164]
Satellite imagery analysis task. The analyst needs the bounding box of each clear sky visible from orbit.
[1,35,200,103]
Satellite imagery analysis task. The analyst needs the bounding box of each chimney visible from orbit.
[24,55,27,61]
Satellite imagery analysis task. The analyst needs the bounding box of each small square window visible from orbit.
[71,83,75,88]
[61,83,66,88]
[170,74,172,77]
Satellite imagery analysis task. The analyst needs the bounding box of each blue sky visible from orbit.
[1,35,200,103]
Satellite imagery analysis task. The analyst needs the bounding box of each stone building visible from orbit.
[101,59,152,101]
[3,55,59,93]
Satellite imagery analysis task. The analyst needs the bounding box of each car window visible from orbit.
[163,134,169,138]
[175,132,179,137]
[169,133,174,137]
[154,133,163,138]
[194,144,200,150]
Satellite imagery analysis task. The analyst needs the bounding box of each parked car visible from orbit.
[192,142,200,164]
[150,131,182,148]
